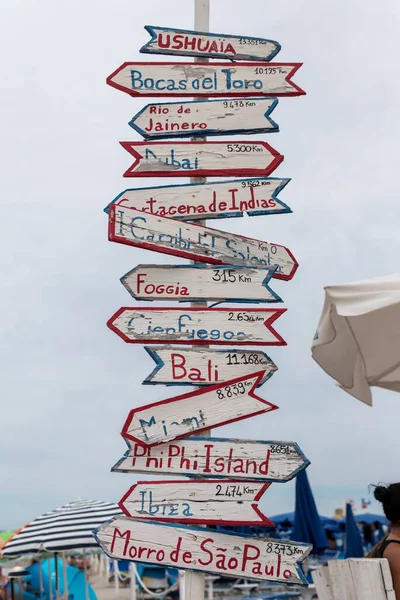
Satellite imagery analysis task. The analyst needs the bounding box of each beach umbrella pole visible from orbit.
[62,553,69,600]
[10,579,15,600]
[55,553,59,600]
[38,560,44,600]
[98,555,102,577]
[83,550,89,600]
[47,558,52,600]
[129,563,137,600]
[103,556,109,582]
[113,560,119,595]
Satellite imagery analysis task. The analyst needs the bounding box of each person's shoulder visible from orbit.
[383,540,400,562]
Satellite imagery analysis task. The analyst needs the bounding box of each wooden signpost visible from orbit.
[113,436,310,482]
[94,518,312,585]
[107,62,305,98]
[120,265,282,304]
[129,98,279,139]
[107,307,286,346]
[140,26,281,62]
[142,347,278,386]
[108,205,298,281]
[107,177,291,220]
[103,3,309,594]
[118,480,273,526]
[120,140,283,178]
[121,371,278,446]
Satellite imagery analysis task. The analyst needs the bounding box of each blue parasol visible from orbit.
[270,512,339,529]
[292,469,328,553]
[345,503,364,558]
[353,513,388,525]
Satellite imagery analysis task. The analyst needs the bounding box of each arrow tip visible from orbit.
[251,503,275,527]
[120,143,143,176]
[140,25,157,54]
[262,309,287,346]
[286,64,306,96]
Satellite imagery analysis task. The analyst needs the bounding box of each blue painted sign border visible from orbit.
[142,347,278,387]
[93,518,311,586]
[104,177,291,219]
[112,435,311,483]
[120,264,282,306]
[129,98,279,139]
[140,25,282,62]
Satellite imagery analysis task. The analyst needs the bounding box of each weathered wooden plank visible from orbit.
[142,347,278,386]
[379,559,396,600]
[94,518,311,584]
[119,480,273,526]
[107,307,286,346]
[121,371,278,446]
[112,436,310,483]
[107,62,305,98]
[328,560,356,600]
[108,205,298,281]
[106,177,291,220]
[348,559,394,600]
[121,265,281,304]
[120,141,283,178]
[311,566,334,600]
[140,26,281,62]
[129,98,279,139]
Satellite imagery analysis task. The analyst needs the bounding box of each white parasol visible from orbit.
[311,273,400,405]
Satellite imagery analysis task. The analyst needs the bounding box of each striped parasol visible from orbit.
[2,499,122,556]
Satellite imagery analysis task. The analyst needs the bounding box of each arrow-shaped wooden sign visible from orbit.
[109,205,298,281]
[119,480,273,526]
[121,371,278,446]
[94,518,311,585]
[107,307,286,347]
[129,98,279,139]
[121,265,281,304]
[107,62,305,98]
[140,26,281,62]
[107,177,291,220]
[113,436,310,483]
[120,141,283,178]
[142,347,278,387]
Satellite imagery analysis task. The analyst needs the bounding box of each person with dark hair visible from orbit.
[362,523,374,551]
[369,483,400,598]
[325,528,337,549]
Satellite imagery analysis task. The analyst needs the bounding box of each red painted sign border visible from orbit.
[120,140,283,178]
[107,306,287,346]
[121,370,279,447]
[106,61,305,98]
[108,205,298,282]
[118,479,272,526]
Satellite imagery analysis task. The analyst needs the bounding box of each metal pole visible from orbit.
[83,550,90,600]
[113,560,119,595]
[38,560,44,600]
[47,558,52,600]
[103,555,109,582]
[61,553,69,600]
[54,554,59,600]
[182,2,210,600]
[129,563,137,600]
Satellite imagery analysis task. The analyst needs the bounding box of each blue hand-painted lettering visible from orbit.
[138,490,194,518]
[138,410,206,441]
[126,312,245,342]
[129,68,264,93]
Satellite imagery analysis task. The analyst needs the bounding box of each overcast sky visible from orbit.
[1,0,400,529]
